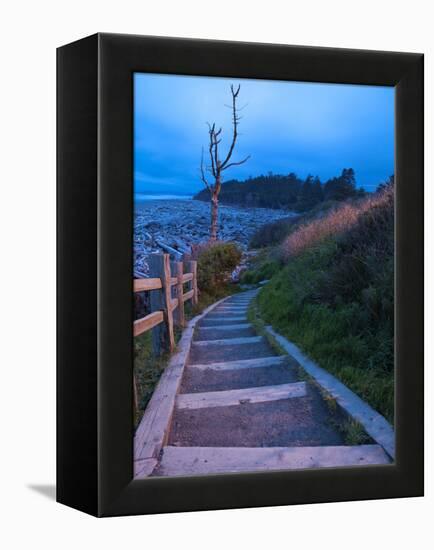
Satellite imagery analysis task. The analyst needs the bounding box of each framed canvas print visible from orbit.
[57,33,424,517]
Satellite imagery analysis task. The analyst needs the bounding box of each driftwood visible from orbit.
[155,239,183,260]
[134,269,147,279]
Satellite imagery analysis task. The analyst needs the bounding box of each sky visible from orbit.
[134,73,394,196]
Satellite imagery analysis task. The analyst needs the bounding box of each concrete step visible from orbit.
[198,323,252,331]
[194,326,256,341]
[213,308,248,314]
[188,355,288,371]
[192,336,263,347]
[200,316,247,324]
[204,310,247,320]
[188,336,275,364]
[156,444,391,476]
[215,305,249,310]
[181,359,298,394]
[169,385,346,448]
[176,382,307,409]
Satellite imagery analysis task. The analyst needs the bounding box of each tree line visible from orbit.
[194,168,370,212]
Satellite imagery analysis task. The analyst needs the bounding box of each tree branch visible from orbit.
[200,148,212,192]
[221,155,251,171]
[220,84,242,169]
[212,130,219,172]
[207,124,217,178]
[199,85,249,199]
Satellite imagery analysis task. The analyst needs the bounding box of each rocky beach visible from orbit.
[134,198,295,276]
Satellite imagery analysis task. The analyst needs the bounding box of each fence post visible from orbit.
[170,259,177,314]
[148,254,175,354]
[183,260,192,301]
[184,260,199,307]
[133,374,139,413]
[175,261,185,327]
[191,260,199,306]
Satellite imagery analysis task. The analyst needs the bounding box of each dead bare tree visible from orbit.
[200,85,250,242]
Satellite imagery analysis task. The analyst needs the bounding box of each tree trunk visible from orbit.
[210,193,219,242]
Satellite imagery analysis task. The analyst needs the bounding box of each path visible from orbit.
[152,290,390,476]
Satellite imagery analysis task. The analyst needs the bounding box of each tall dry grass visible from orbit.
[281,187,394,260]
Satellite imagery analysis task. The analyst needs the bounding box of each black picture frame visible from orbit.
[57,33,424,517]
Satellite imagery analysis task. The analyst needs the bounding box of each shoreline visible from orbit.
[134,194,297,213]
[133,199,295,275]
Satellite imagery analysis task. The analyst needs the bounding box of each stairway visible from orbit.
[152,290,390,476]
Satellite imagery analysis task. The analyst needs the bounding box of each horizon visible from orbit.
[134,73,394,196]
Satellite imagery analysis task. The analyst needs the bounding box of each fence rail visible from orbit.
[133,254,198,351]
[133,254,199,412]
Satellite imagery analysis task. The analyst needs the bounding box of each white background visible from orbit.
[1,1,432,548]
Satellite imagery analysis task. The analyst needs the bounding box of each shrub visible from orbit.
[314,188,394,310]
[281,187,393,260]
[240,259,281,284]
[194,241,242,293]
[249,216,298,249]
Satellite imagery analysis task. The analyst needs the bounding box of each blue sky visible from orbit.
[134,73,394,196]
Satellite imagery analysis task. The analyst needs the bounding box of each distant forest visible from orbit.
[193,168,368,211]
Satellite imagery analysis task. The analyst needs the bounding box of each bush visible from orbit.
[314,188,394,310]
[249,217,298,249]
[240,259,281,284]
[194,241,242,293]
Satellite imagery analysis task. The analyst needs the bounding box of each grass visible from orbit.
[247,301,286,356]
[247,200,343,250]
[243,188,394,423]
[318,386,371,444]
[134,328,181,428]
[341,419,372,445]
[255,249,394,423]
[321,390,338,413]
[240,258,281,285]
[281,189,393,260]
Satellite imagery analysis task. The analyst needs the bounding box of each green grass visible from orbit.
[254,241,394,423]
[240,258,281,285]
[317,386,371,444]
[341,419,372,445]
[134,329,180,428]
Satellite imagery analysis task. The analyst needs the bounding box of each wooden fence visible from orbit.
[133,253,198,351]
[133,253,198,411]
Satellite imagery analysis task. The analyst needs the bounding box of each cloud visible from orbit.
[134,73,394,194]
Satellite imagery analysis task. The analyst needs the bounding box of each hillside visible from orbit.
[242,185,395,422]
[193,168,365,212]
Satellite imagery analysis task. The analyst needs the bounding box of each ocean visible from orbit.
[134,194,193,202]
